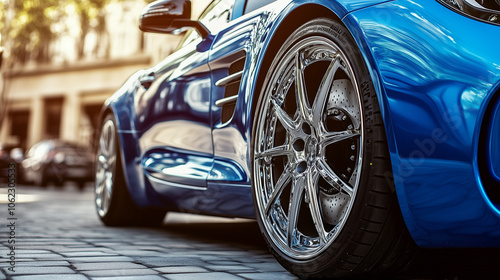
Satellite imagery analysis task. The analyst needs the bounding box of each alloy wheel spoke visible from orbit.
[295,53,311,121]
[103,175,112,210]
[313,55,342,124]
[319,130,360,148]
[305,170,328,244]
[265,167,292,215]
[317,159,354,196]
[99,177,107,209]
[272,100,297,133]
[97,174,105,194]
[95,164,105,192]
[287,177,305,247]
[256,144,292,160]
[102,186,108,212]
[106,126,115,157]
[100,132,108,158]
[95,182,103,206]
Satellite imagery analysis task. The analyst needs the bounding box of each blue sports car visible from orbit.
[94,0,500,278]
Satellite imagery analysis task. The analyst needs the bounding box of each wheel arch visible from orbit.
[248,4,342,125]
[96,99,163,208]
[246,1,399,192]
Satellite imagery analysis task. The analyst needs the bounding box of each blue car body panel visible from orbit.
[102,0,500,246]
[345,0,500,246]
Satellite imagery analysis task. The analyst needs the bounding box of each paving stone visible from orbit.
[205,265,255,272]
[56,248,114,252]
[13,250,54,253]
[4,266,74,275]
[244,262,288,272]
[14,253,64,259]
[1,258,35,263]
[15,261,71,267]
[60,251,119,257]
[135,257,208,267]
[154,266,209,273]
[65,256,134,263]
[11,275,88,280]
[82,268,159,277]
[237,272,299,280]
[112,250,166,257]
[74,262,146,270]
[91,276,166,280]
[164,272,244,280]
[206,260,246,266]
[243,258,273,263]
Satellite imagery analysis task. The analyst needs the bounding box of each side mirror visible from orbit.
[139,0,209,39]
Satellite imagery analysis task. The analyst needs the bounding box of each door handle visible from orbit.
[139,72,155,89]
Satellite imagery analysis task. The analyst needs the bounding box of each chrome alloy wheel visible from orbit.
[253,36,363,259]
[95,118,117,217]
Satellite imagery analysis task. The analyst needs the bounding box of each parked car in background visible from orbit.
[95,0,500,278]
[22,140,93,189]
[0,144,24,183]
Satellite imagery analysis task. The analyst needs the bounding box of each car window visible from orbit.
[200,0,234,32]
[177,0,235,48]
[244,0,276,14]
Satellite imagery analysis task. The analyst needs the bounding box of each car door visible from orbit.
[136,0,239,196]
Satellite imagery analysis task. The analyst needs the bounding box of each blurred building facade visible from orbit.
[0,0,210,151]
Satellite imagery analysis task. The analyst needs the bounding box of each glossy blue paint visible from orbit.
[144,149,212,187]
[340,0,394,13]
[101,0,500,247]
[346,0,500,246]
[232,0,245,19]
[136,36,214,192]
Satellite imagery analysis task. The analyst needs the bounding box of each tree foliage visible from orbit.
[0,0,130,65]
[3,0,64,64]
[72,0,117,59]
[0,0,130,132]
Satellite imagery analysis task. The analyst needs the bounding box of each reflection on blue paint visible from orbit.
[208,159,246,182]
[143,149,212,187]
[349,0,500,246]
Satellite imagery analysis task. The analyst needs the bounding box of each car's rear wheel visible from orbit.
[95,114,166,226]
[251,18,415,279]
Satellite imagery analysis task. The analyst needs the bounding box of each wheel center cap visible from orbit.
[305,137,319,163]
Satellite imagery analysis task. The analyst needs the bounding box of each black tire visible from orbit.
[95,113,167,227]
[251,18,416,279]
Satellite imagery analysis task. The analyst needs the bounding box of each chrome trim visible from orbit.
[146,173,207,191]
[215,95,238,107]
[215,70,243,87]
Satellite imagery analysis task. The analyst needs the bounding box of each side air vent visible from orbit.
[216,56,246,123]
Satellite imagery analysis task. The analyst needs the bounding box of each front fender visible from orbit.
[345,0,500,246]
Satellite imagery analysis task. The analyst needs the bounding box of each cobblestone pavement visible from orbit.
[0,185,298,280]
[0,184,499,280]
